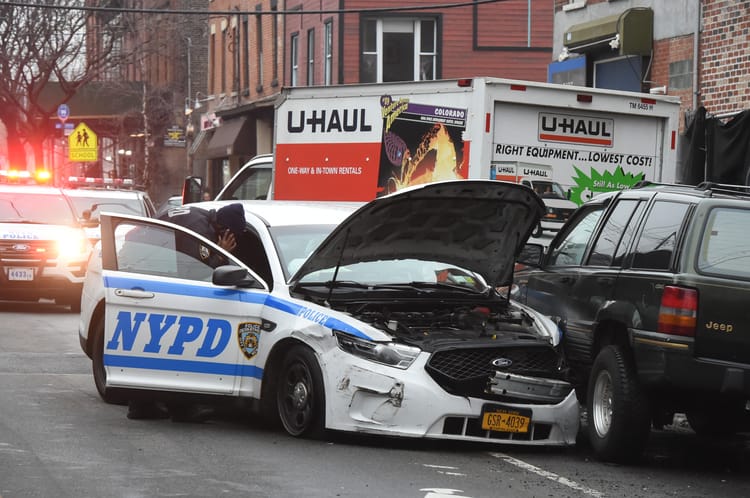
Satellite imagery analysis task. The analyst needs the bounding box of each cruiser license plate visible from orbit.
[481,404,532,433]
[8,267,34,281]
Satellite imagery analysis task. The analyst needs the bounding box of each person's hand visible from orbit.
[217,229,237,252]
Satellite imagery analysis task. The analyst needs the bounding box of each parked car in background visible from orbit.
[0,184,93,312]
[63,177,156,244]
[514,181,750,463]
[78,180,580,446]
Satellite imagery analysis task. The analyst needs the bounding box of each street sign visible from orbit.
[68,122,98,162]
[57,104,70,122]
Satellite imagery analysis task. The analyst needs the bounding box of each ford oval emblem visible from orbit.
[492,358,513,368]
[12,244,30,251]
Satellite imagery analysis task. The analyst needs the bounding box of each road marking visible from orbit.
[420,488,471,498]
[422,464,467,477]
[489,453,605,498]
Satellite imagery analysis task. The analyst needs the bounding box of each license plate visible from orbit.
[481,405,532,433]
[8,267,34,281]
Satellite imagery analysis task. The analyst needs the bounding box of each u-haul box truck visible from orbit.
[216,77,681,226]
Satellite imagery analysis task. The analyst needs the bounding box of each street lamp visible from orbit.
[185,92,214,116]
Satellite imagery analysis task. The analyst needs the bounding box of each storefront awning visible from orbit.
[205,116,254,159]
[563,8,653,55]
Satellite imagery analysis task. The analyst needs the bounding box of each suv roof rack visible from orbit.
[631,180,695,190]
[696,181,750,198]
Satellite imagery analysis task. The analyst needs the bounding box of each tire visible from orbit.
[532,222,543,238]
[587,345,650,463]
[92,315,126,405]
[276,345,325,438]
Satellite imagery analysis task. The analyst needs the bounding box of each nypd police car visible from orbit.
[78,180,579,445]
[0,184,93,311]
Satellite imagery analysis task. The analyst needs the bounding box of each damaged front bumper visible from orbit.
[323,350,579,446]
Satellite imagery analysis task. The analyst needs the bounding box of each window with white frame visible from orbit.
[290,33,299,86]
[324,20,333,85]
[361,18,436,83]
[307,28,315,85]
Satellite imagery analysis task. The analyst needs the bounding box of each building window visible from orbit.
[360,18,437,83]
[290,33,299,86]
[221,25,227,94]
[255,7,263,89]
[242,16,250,93]
[324,20,333,85]
[307,28,315,85]
[669,59,693,90]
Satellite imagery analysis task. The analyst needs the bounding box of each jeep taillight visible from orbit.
[657,286,697,336]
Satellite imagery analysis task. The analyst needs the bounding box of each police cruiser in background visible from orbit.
[78,180,579,445]
[0,183,94,312]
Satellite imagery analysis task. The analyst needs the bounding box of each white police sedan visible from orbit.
[78,180,579,446]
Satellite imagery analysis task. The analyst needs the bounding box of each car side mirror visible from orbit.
[212,265,261,288]
[517,243,544,267]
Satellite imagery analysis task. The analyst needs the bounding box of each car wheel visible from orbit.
[92,315,126,405]
[587,345,650,463]
[532,222,543,238]
[276,345,325,438]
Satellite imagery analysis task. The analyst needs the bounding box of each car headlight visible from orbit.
[334,331,420,369]
[57,233,89,259]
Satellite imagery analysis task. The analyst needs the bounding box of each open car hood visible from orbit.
[291,180,544,288]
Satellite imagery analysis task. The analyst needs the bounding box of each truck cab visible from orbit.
[521,178,577,236]
[183,154,273,204]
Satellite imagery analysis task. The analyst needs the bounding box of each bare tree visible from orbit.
[0,1,124,170]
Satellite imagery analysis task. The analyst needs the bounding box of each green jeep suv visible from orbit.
[515,182,750,462]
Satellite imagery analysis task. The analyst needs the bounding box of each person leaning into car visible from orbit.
[126,203,246,422]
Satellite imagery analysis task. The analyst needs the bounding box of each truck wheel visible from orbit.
[587,345,650,463]
[276,345,325,438]
[92,315,126,405]
[532,223,543,238]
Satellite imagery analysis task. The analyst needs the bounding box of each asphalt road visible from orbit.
[1,299,749,498]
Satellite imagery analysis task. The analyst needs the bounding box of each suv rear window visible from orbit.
[697,206,750,279]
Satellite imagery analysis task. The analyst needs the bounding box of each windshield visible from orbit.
[66,194,146,219]
[533,181,567,199]
[0,192,77,224]
[297,258,488,292]
[270,224,339,279]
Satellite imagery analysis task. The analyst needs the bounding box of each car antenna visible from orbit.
[326,227,351,306]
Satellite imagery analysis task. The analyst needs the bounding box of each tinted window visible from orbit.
[697,207,750,279]
[548,207,603,266]
[587,200,639,267]
[115,222,221,281]
[632,201,690,270]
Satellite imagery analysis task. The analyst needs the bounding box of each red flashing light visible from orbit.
[35,170,52,183]
[510,84,527,92]
[457,79,473,87]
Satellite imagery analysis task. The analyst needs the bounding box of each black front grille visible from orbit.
[427,347,562,380]
[425,346,564,402]
[0,240,57,261]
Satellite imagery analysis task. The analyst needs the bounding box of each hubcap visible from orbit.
[592,369,613,438]
[292,381,308,409]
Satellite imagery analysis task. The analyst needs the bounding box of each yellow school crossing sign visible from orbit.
[68,122,98,162]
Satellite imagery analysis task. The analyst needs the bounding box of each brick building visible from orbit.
[194,0,555,194]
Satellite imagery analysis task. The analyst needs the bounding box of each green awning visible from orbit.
[563,8,653,55]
